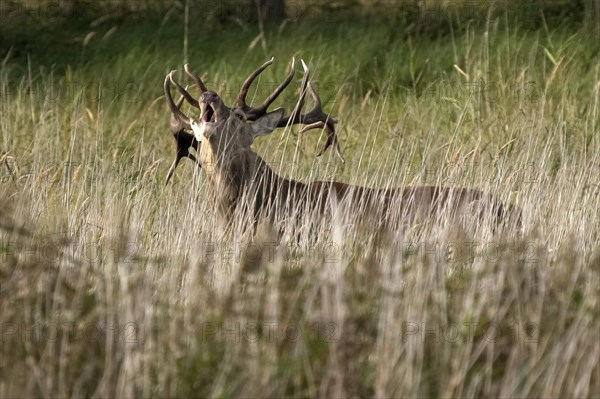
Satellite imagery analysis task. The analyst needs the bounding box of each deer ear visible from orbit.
[249,108,284,139]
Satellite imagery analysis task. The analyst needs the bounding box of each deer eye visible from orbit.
[233,109,248,121]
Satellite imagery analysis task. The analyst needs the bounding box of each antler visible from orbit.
[164,73,201,184]
[236,58,344,162]
[184,63,208,92]
[165,71,192,125]
[164,58,344,177]
[278,60,344,162]
[167,65,208,109]
[236,57,296,121]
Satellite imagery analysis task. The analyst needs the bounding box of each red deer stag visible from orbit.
[164,58,520,235]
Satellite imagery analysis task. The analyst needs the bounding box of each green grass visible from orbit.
[1,4,599,398]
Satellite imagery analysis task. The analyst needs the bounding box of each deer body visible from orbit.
[164,59,519,235]
[198,129,502,232]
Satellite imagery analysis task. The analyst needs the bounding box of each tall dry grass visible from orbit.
[1,11,599,398]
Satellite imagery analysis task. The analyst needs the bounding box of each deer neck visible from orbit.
[199,141,300,225]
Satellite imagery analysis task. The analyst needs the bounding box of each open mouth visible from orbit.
[201,102,217,123]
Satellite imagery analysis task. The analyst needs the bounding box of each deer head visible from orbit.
[164,58,344,183]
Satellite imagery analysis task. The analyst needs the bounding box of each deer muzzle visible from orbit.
[200,91,225,125]
[200,102,216,124]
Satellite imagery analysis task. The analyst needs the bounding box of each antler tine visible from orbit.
[237,57,275,114]
[277,60,313,125]
[169,71,200,108]
[300,119,345,162]
[184,63,208,93]
[165,155,184,185]
[165,149,201,185]
[291,59,311,120]
[278,61,344,162]
[165,71,192,127]
[175,90,185,108]
[169,85,189,130]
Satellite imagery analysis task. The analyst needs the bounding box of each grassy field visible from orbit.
[1,2,599,398]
